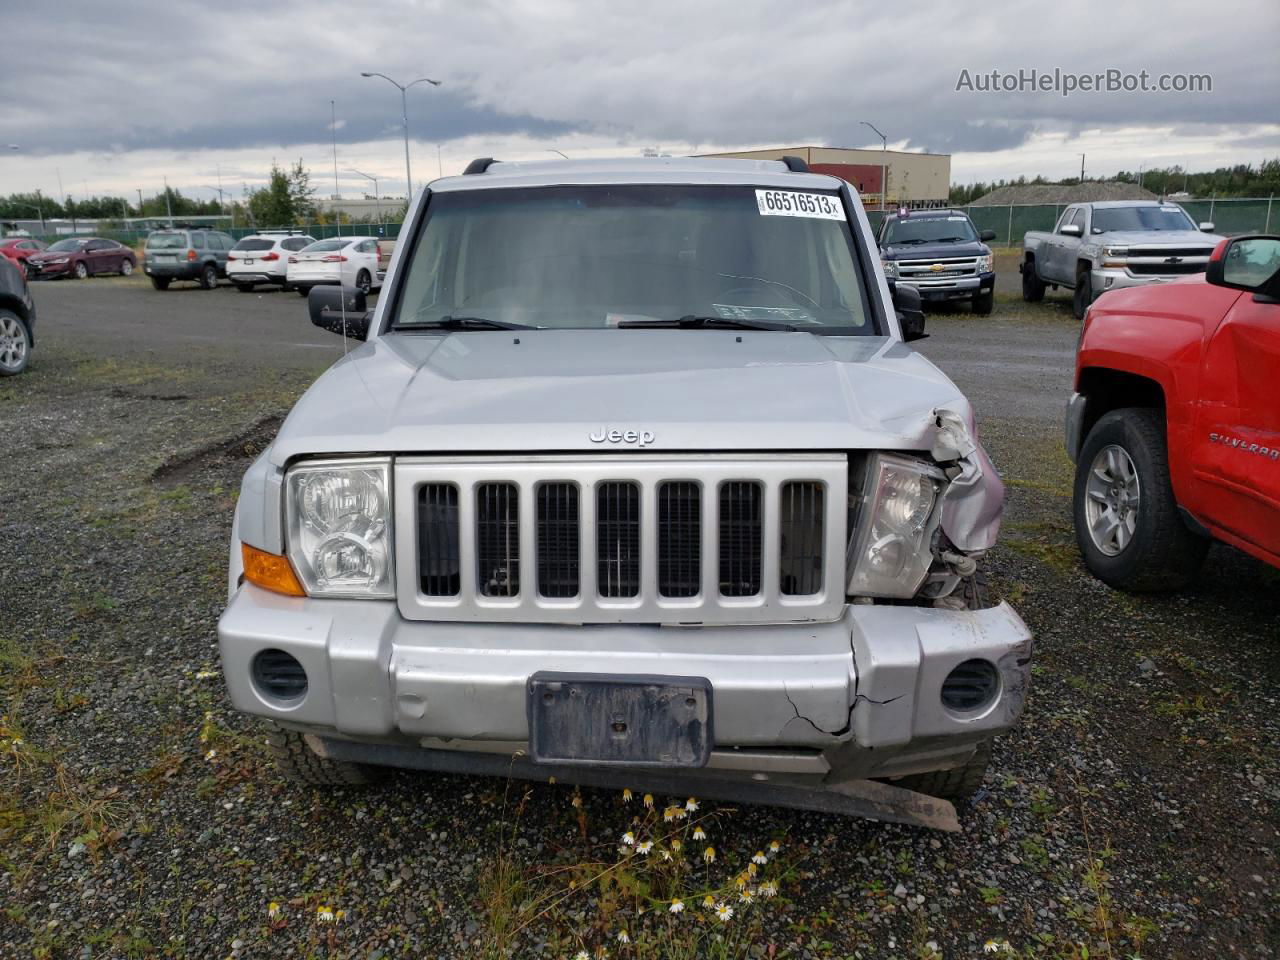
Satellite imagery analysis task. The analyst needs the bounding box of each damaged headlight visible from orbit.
[285,458,394,597]
[846,453,945,598]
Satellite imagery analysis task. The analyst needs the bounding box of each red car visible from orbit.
[0,237,47,268]
[1066,234,1280,589]
[25,237,136,280]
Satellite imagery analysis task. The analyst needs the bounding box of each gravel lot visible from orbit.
[2,274,1276,959]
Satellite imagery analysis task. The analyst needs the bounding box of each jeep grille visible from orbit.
[397,456,848,625]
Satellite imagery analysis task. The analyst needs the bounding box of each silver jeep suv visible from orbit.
[217,156,1032,829]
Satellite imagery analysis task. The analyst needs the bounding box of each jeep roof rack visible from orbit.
[780,155,810,173]
[463,157,500,175]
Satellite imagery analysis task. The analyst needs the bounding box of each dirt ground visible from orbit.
[1,274,1275,959]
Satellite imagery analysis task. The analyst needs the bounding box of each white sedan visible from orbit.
[286,237,383,296]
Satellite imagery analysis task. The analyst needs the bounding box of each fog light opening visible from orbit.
[941,658,999,713]
[251,648,308,703]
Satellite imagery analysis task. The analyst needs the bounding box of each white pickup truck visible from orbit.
[1020,201,1222,318]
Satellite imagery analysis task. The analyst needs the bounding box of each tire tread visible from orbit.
[264,725,380,786]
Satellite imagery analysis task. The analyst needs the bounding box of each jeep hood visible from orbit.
[272,330,975,460]
[265,330,1003,551]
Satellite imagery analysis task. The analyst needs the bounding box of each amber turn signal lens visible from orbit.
[242,543,306,597]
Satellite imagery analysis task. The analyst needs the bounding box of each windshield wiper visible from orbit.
[890,237,929,245]
[617,315,797,332]
[393,315,538,331]
[934,236,971,243]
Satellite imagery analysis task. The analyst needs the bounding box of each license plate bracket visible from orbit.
[527,672,713,767]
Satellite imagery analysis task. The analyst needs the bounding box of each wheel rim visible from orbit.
[121,260,132,275]
[1084,443,1141,556]
[358,272,370,293]
[0,315,28,372]
[75,262,87,278]
[206,267,216,286]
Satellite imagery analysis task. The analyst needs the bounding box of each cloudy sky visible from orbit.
[1,0,1276,205]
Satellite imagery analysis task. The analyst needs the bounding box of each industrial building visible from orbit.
[700,145,951,210]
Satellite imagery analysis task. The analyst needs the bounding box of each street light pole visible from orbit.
[17,203,43,234]
[347,168,381,224]
[360,72,441,202]
[860,121,888,210]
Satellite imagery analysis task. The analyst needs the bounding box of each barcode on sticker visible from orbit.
[755,189,845,220]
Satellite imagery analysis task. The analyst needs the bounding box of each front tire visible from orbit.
[1021,258,1046,302]
[150,276,171,291]
[264,725,382,786]
[972,288,994,315]
[1072,267,1094,319]
[120,259,134,276]
[73,261,89,280]
[199,263,219,290]
[1073,408,1208,591]
[0,310,31,377]
[355,269,372,295]
[891,740,993,802]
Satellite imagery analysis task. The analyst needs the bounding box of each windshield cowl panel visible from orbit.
[387,184,878,336]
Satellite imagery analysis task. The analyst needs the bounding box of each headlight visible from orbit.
[976,254,993,273]
[48,257,69,264]
[286,459,394,597]
[881,259,898,279]
[846,453,945,598]
[1102,245,1129,267]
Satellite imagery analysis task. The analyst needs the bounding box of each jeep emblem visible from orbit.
[589,427,655,448]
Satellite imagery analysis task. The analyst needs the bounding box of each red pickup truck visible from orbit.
[1066,234,1280,589]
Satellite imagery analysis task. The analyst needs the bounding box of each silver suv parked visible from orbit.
[143,227,235,291]
[217,157,1033,829]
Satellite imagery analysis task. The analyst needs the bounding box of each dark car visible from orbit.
[25,237,137,280]
[0,237,47,268]
[0,255,36,376]
[143,228,234,290]
[878,209,997,315]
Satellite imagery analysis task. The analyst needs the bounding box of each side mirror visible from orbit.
[309,285,372,341]
[1059,223,1083,237]
[893,284,927,342]
[979,229,997,242]
[1199,222,1216,233]
[1205,235,1280,299]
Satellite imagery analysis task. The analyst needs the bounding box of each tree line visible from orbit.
[951,158,1280,205]
[0,159,406,228]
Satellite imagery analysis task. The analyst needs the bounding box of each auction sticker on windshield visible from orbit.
[755,189,844,220]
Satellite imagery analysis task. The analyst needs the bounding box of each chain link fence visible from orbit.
[17,196,1279,250]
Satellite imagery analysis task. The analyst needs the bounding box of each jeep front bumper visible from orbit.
[218,584,1032,784]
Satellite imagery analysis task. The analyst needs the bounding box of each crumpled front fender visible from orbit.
[931,408,1005,553]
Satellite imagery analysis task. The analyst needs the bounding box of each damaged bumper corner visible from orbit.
[931,406,1006,554]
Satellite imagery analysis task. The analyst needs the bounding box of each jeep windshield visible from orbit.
[1090,205,1197,234]
[392,184,877,334]
[883,215,978,245]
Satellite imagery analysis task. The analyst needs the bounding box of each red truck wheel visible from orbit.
[1073,408,1208,591]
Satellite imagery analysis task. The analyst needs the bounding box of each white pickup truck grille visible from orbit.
[393,455,848,624]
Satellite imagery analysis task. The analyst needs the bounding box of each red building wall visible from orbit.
[808,162,884,194]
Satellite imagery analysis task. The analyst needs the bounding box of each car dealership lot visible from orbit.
[1,280,1275,957]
